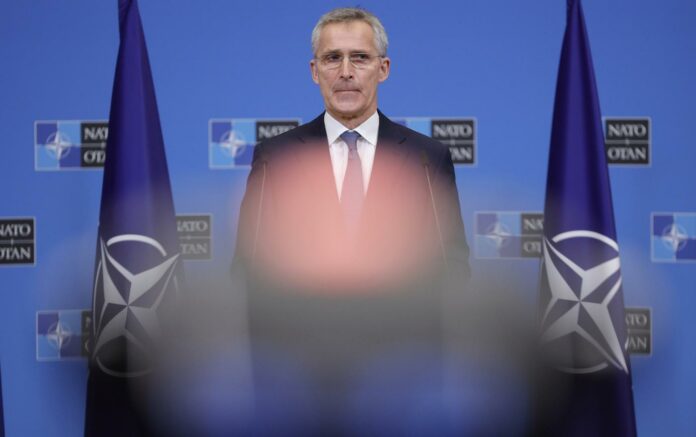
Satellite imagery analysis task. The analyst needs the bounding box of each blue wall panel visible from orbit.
[1,0,694,435]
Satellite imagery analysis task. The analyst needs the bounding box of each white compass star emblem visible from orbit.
[93,234,179,377]
[485,221,511,250]
[661,223,688,253]
[541,230,628,374]
[47,321,72,350]
[220,130,247,158]
[45,131,72,160]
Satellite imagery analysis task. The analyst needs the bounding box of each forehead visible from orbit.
[316,20,376,53]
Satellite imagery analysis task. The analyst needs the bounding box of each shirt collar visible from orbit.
[324,110,379,146]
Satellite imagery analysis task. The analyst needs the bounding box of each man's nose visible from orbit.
[339,57,355,78]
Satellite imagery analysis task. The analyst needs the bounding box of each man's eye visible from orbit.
[351,53,370,62]
[324,54,342,62]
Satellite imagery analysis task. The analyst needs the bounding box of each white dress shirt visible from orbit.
[324,111,379,199]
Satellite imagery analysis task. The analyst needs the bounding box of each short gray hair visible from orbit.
[311,7,389,57]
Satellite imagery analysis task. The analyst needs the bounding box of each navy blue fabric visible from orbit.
[537,1,637,436]
[84,1,180,435]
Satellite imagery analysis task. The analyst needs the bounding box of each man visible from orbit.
[233,7,470,433]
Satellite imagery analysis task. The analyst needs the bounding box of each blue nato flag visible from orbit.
[84,0,181,435]
[536,0,637,436]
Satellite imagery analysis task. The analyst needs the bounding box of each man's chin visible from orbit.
[330,105,366,120]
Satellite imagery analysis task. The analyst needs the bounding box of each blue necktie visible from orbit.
[340,130,364,234]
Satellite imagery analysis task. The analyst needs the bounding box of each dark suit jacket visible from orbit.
[233,110,470,387]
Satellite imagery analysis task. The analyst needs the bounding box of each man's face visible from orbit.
[310,20,390,125]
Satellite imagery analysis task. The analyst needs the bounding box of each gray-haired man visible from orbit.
[234,7,470,433]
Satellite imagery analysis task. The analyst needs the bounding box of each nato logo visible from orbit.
[177,214,212,260]
[625,307,651,355]
[35,120,108,170]
[474,211,543,259]
[0,217,35,266]
[393,117,476,165]
[36,310,91,361]
[541,230,628,373]
[604,117,651,165]
[92,234,180,377]
[209,119,300,169]
[651,212,696,262]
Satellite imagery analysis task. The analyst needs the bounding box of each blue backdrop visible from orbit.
[1,0,694,435]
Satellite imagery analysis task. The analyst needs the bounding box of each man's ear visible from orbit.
[378,56,391,83]
[310,59,320,84]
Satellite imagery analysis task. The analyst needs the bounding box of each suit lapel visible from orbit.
[291,114,332,193]
[363,111,412,217]
[291,113,343,222]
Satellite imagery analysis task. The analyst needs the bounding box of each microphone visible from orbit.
[251,152,269,261]
[421,150,448,268]
[422,149,460,395]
